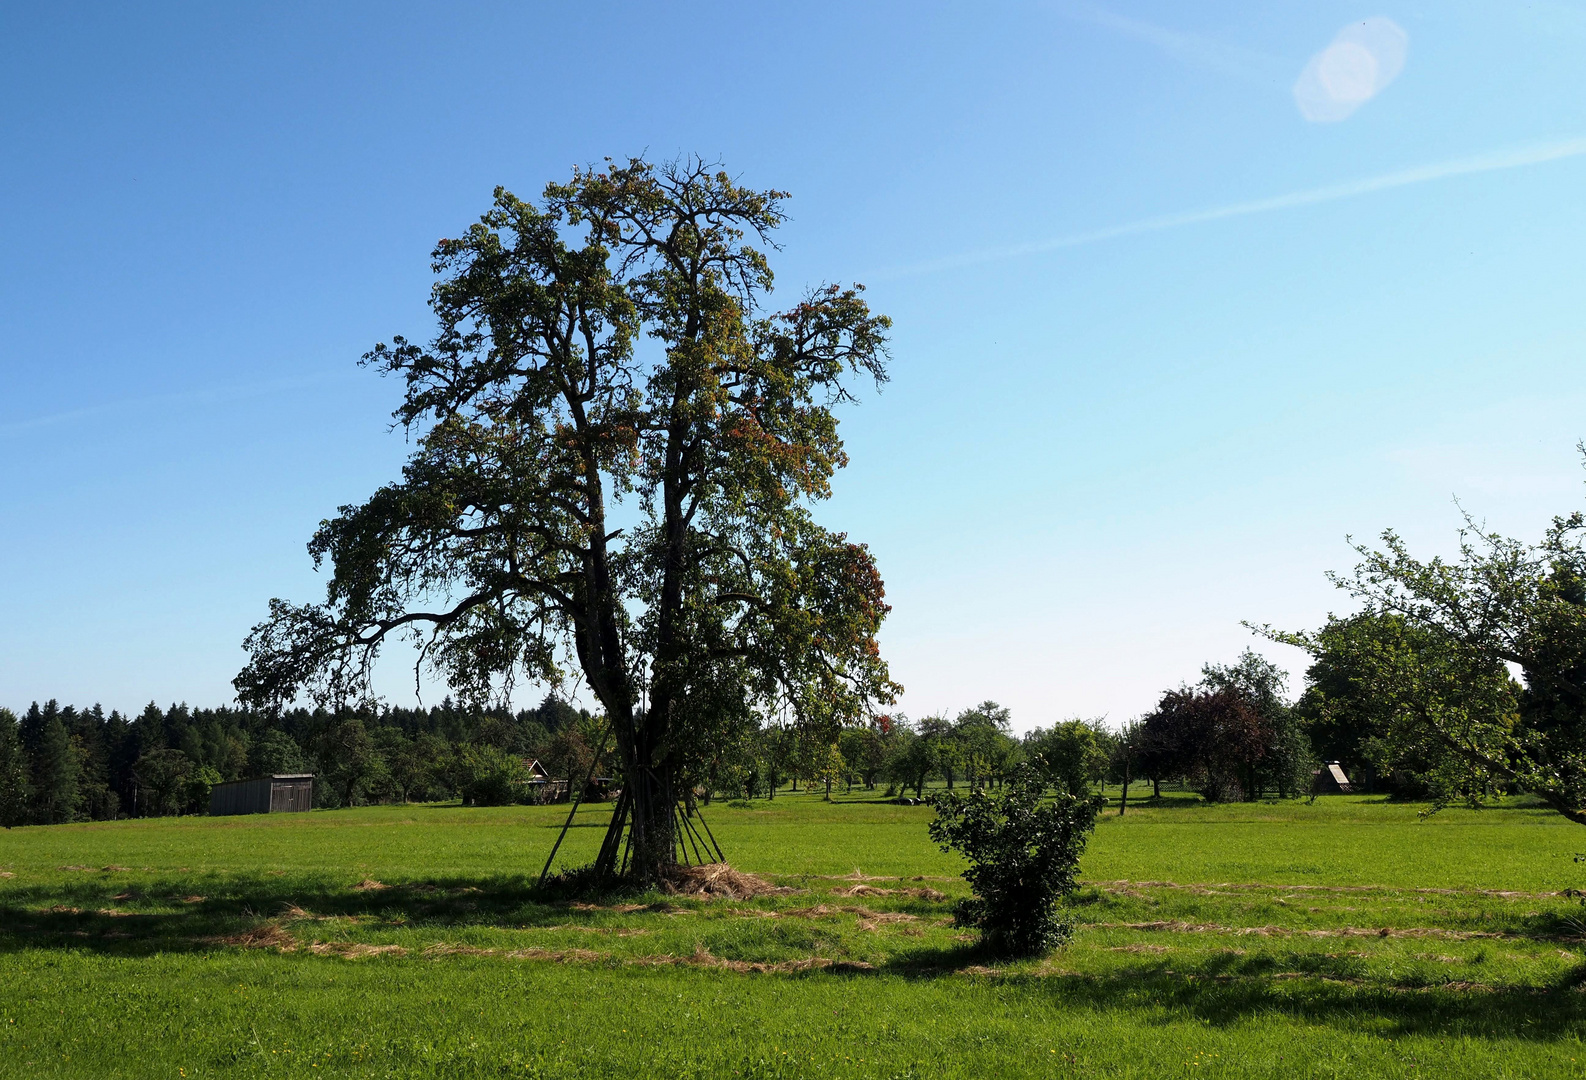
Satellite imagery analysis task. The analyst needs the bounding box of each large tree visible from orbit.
[236,158,898,879]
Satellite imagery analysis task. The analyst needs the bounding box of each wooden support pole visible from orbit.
[536,720,614,888]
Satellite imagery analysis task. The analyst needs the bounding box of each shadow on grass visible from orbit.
[882,939,1586,1041]
[0,870,633,958]
[4,873,1586,1044]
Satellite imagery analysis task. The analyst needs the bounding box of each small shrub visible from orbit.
[927,763,1101,956]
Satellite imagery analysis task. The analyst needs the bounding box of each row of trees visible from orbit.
[0,652,1357,825]
[0,696,600,826]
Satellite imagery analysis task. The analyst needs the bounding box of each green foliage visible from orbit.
[29,713,83,824]
[1136,650,1311,803]
[1284,612,1518,801]
[455,745,528,807]
[952,701,1018,789]
[316,717,388,807]
[927,764,1101,955]
[1202,650,1315,799]
[181,764,223,815]
[249,728,309,775]
[1024,718,1112,797]
[881,723,932,798]
[837,724,886,790]
[132,748,192,817]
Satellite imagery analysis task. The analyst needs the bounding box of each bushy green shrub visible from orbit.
[182,765,223,815]
[456,745,527,806]
[927,763,1101,956]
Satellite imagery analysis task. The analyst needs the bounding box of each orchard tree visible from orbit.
[1025,718,1112,798]
[1262,487,1586,822]
[1202,650,1314,799]
[1281,612,1518,798]
[236,158,898,880]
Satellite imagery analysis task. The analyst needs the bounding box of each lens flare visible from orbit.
[1294,17,1407,122]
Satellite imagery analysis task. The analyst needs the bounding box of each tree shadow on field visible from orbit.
[6,872,1586,1045]
[1030,957,1586,1042]
[0,870,642,958]
[879,941,1586,1042]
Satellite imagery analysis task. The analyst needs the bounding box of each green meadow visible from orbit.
[1,791,1584,1079]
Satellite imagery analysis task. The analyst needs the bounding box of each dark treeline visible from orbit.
[0,696,596,826]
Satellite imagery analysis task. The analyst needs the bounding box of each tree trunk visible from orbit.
[590,711,679,883]
[1119,756,1130,816]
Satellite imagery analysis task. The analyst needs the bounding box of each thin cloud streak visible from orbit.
[874,136,1586,280]
[1053,3,1283,83]
[0,370,360,438]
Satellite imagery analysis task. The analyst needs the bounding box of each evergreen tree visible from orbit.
[19,701,47,760]
[134,702,167,757]
[31,714,83,824]
[0,708,30,827]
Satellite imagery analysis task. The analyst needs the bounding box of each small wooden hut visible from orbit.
[209,774,315,816]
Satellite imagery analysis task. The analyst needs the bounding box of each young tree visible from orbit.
[927,763,1101,956]
[1138,688,1267,803]
[883,722,934,798]
[1108,719,1142,814]
[954,702,1013,790]
[838,722,886,791]
[917,714,961,789]
[810,741,845,801]
[181,765,223,815]
[235,159,897,880]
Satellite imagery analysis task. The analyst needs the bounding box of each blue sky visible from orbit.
[5,1,1586,731]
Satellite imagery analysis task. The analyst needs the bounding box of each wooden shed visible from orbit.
[209,774,315,816]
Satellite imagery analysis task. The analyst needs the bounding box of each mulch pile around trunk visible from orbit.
[659,862,789,900]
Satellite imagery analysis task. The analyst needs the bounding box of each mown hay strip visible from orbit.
[308,941,407,958]
[1092,920,1527,941]
[636,945,875,974]
[214,923,297,951]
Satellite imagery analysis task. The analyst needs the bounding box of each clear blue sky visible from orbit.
[5,2,1586,731]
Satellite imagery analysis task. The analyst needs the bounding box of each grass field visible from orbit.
[2,789,1584,1078]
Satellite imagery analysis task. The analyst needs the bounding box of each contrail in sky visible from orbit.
[0,370,357,438]
[874,135,1586,280]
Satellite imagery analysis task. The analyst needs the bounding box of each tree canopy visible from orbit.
[1265,495,1586,824]
[234,157,899,878]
